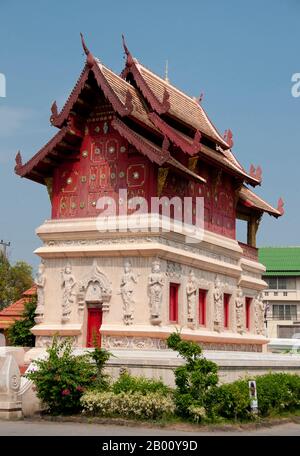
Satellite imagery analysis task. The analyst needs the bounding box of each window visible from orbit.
[169,283,179,323]
[245,297,252,330]
[266,277,277,289]
[198,289,207,326]
[223,294,231,329]
[264,276,296,290]
[273,304,297,320]
[278,278,287,290]
[278,325,300,338]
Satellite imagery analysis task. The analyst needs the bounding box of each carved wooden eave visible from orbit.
[111,117,170,165]
[167,156,206,184]
[148,112,201,156]
[50,63,135,128]
[14,126,82,184]
[157,167,169,196]
[200,144,260,187]
[238,186,283,218]
[111,117,206,184]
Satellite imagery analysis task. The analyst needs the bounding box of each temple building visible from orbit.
[15,35,283,354]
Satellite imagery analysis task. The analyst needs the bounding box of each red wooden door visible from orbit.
[223,294,230,329]
[198,289,207,326]
[87,308,102,347]
[245,297,252,330]
[169,283,179,323]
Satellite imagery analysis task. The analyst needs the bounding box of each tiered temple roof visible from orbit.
[15,35,283,220]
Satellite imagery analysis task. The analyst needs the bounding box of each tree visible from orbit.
[7,297,36,346]
[167,332,219,418]
[0,253,33,310]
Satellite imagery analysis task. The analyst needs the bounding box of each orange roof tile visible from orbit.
[0,286,36,330]
[123,58,229,148]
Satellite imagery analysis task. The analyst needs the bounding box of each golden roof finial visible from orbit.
[164,60,169,83]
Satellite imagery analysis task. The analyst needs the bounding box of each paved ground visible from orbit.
[0,419,300,436]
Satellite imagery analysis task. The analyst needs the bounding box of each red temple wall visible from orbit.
[51,119,157,219]
[51,120,236,240]
[160,161,236,239]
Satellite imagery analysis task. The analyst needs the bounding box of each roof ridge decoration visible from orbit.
[223,129,234,149]
[14,151,23,173]
[148,112,201,155]
[194,93,204,104]
[120,38,229,149]
[277,197,285,216]
[80,32,96,68]
[50,65,90,127]
[50,34,135,128]
[121,34,170,115]
[249,164,262,183]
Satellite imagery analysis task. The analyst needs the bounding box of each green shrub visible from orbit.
[255,373,300,416]
[88,346,111,391]
[26,337,101,415]
[112,372,171,396]
[205,372,300,421]
[205,381,251,420]
[7,297,36,347]
[167,332,218,418]
[81,390,175,420]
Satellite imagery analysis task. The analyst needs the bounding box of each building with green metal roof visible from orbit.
[259,247,300,276]
[259,247,300,340]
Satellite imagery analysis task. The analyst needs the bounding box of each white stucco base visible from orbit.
[15,346,300,416]
[25,347,300,387]
[31,217,268,352]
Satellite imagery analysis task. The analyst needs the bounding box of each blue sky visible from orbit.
[0,0,299,269]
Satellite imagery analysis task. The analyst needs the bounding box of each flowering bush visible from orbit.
[26,337,110,415]
[81,391,175,420]
[188,405,207,423]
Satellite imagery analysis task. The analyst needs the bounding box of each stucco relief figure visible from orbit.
[120,261,138,325]
[186,271,197,327]
[254,292,265,335]
[35,262,46,323]
[235,287,244,334]
[213,276,223,332]
[148,260,164,325]
[61,264,76,322]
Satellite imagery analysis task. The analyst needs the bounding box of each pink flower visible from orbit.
[61,388,71,396]
[76,386,84,392]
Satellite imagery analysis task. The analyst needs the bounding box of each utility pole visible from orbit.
[0,240,10,259]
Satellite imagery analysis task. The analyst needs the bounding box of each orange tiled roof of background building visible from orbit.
[0,286,36,330]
